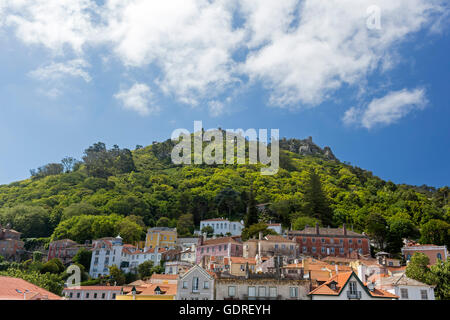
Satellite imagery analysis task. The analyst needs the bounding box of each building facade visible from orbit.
[243,234,299,259]
[196,236,243,265]
[200,218,244,236]
[401,243,448,265]
[376,273,435,300]
[289,223,370,258]
[145,227,177,250]
[47,239,89,265]
[214,277,311,300]
[0,225,24,261]
[63,286,122,300]
[89,236,123,278]
[176,265,215,300]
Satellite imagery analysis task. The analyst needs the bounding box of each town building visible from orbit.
[196,235,243,265]
[165,260,193,275]
[180,247,196,264]
[374,273,435,300]
[149,273,178,285]
[289,223,370,258]
[0,276,62,300]
[145,227,177,250]
[62,286,122,300]
[225,257,257,276]
[243,234,298,259]
[120,246,167,274]
[0,224,24,261]
[47,239,90,265]
[266,223,283,235]
[89,236,123,278]
[214,276,311,300]
[308,271,398,300]
[116,283,177,300]
[199,218,244,236]
[401,242,448,264]
[176,265,215,300]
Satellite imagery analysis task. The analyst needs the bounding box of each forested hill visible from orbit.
[0,136,448,255]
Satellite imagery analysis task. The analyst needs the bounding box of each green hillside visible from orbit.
[0,136,448,255]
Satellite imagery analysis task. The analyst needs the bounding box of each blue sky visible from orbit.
[0,0,449,187]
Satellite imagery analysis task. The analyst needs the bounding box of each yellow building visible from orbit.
[116,283,177,300]
[144,227,177,249]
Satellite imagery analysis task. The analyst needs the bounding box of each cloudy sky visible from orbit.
[0,0,449,187]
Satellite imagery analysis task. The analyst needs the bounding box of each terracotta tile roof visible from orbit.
[366,286,399,299]
[63,286,122,291]
[264,235,294,243]
[283,263,303,269]
[230,257,256,264]
[291,226,366,237]
[202,218,227,222]
[309,272,353,295]
[126,283,177,296]
[150,274,178,280]
[0,276,62,300]
[202,236,241,246]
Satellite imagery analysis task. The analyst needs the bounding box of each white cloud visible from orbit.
[343,88,428,129]
[208,100,226,117]
[29,59,91,82]
[1,0,447,111]
[114,83,159,116]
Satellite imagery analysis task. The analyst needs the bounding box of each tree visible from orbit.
[215,188,241,220]
[303,170,333,226]
[405,252,433,285]
[137,260,154,278]
[429,258,450,300]
[61,202,101,221]
[366,212,388,250]
[201,225,214,237]
[386,215,420,254]
[244,189,259,228]
[72,248,92,270]
[241,223,277,241]
[0,205,51,238]
[177,214,195,237]
[156,217,170,228]
[292,216,321,231]
[41,258,65,274]
[108,265,126,285]
[117,218,145,244]
[420,219,450,247]
[61,157,78,173]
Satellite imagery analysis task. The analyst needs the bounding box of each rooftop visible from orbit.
[0,276,62,300]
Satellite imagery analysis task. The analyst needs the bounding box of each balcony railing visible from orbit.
[347,291,362,299]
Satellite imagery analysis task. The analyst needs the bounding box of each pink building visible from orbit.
[196,236,243,265]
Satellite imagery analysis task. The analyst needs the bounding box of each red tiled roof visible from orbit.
[264,235,294,243]
[63,286,122,291]
[202,236,241,246]
[230,257,256,264]
[150,274,178,280]
[0,276,62,300]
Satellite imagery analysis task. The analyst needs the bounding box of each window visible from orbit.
[437,253,442,260]
[290,287,298,298]
[349,239,353,244]
[258,287,266,297]
[106,250,110,255]
[102,293,105,299]
[248,286,256,297]
[330,239,334,244]
[77,293,80,298]
[400,288,409,299]
[303,238,307,242]
[331,247,335,253]
[340,239,343,244]
[349,281,357,294]
[349,248,353,253]
[86,293,89,298]
[204,281,209,289]
[183,281,188,289]
[228,286,236,297]
[240,264,245,271]
[321,238,325,243]
[340,248,344,254]
[281,244,285,249]
[269,287,277,298]
[274,244,279,249]
[420,290,428,300]
[303,247,307,253]
[357,239,362,244]
[312,247,316,253]
[112,293,116,299]
[94,293,97,299]
[69,292,73,298]
[192,277,199,292]
[321,247,325,253]
[312,238,316,243]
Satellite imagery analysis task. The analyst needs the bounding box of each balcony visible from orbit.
[347,291,362,299]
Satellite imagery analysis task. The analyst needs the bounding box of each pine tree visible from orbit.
[303,170,333,226]
[244,188,259,228]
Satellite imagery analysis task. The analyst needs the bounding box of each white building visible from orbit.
[120,246,166,274]
[376,273,435,300]
[176,265,215,300]
[199,218,244,236]
[63,286,122,300]
[89,236,123,278]
[267,223,282,234]
[165,261,193,275]
[309,271,398,300]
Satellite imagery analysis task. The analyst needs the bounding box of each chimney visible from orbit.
[335,264,338,275]
[343,223,347,236]
[315,223,320,235]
